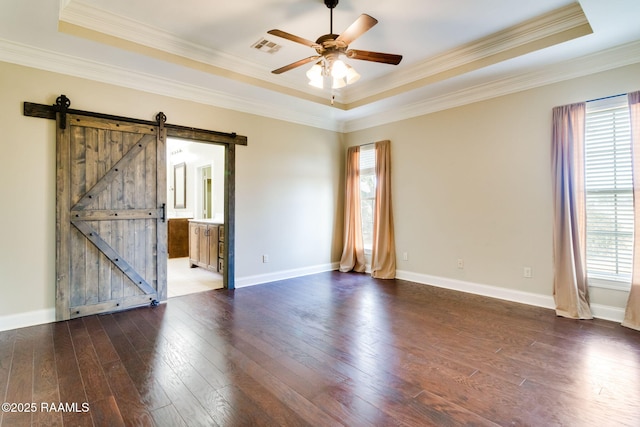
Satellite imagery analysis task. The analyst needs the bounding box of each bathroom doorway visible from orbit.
[166,138,225,297]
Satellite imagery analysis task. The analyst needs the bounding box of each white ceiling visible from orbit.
[1,0,639,131]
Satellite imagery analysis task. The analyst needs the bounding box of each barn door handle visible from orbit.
[161,203,166,222]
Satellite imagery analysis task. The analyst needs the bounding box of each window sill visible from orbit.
[588,277,631,291]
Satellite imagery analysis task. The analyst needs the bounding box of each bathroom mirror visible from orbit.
[174,162,186,209]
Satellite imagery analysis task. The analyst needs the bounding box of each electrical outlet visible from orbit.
[457,259,464,269]
[403,252,408,261]
[524,267,532,278]
[263,254,269,263]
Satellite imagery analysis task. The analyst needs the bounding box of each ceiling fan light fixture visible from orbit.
[307,61,326,88]
[345,64,360,84]
[331,59,348,79]
[306,62,323,80]
[306,59,358,89]
[268,0,401,101]
[332,77,346,89]
[308,76,324,88]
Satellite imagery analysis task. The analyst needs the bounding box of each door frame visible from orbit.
[24,96,247,292]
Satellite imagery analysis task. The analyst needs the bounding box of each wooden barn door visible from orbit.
[56,114,167,320]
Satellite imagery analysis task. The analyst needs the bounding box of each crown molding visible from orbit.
[341,40,640,132]
[343,2,592,107]
[2,36,638,134]
[59,0,262,76]
[380,2,592,88]
[58,0,315,97]
[0,38,340,131]
[58,0,592,109]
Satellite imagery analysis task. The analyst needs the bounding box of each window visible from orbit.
[584,95,633,289]
[359,144,376,252]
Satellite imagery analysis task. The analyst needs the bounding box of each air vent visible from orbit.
[251,38,282,54]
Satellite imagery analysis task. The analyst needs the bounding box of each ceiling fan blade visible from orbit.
[346,49,403,65]
[271,56,321,74]
[267,29,319,49]
[335,14,378,46]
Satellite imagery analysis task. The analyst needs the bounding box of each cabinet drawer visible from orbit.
[218,241,224,258]
[218,258,224,274]
[218,225,224,242]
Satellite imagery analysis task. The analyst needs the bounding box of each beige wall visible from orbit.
[346,62,640,311]
[234,113,344,279]
[0,61,344,326]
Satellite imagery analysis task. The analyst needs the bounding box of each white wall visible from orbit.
[0,61,343,330]
[166,139,225,220]
[345,62,640,318]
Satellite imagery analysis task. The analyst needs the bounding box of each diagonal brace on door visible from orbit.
[71,220,157,296]
[72,133,157,211]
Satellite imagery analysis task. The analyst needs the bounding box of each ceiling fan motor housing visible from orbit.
[324,0,339,9]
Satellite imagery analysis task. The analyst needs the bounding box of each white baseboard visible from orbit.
[0,308,56,332]
[396,270,556,309]
[395,270,626,323]
[0,267,626,332]
[235,262,340,288]
[589,303,626,323]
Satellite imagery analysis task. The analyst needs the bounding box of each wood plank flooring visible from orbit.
[1,271,640,426]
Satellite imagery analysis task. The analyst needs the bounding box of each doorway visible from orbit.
[167,138,225,297]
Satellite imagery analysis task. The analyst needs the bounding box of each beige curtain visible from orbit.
[551,103,593,319]
[339,146,366,273]
[371,140,396,279]
[623,91,640,330]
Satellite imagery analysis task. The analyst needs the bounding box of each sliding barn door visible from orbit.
[56,114,167,320]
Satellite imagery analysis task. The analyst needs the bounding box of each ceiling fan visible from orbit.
[267,0,402,89]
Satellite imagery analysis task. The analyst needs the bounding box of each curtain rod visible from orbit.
[586,93,626,103]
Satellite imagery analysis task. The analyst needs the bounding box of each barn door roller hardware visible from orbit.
[55,94,71,130]
[24,95,247,145]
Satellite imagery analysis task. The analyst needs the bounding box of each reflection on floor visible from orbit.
[167,257,223,298]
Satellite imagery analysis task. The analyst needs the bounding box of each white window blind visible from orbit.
[359,145,376,251]
[584,95,633,288]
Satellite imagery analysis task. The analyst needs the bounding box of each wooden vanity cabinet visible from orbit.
[218,225,224,274]
[168,218,191,258]
[188,222,205,267]
[189,220,222,272]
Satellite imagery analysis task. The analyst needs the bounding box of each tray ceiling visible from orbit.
[1,0,640,131]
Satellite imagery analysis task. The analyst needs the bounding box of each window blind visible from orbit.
[359,144,375,172]
[359,144,376,251]
[585,95,633,286]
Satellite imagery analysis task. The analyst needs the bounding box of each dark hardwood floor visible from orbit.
[1,271,640,426]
